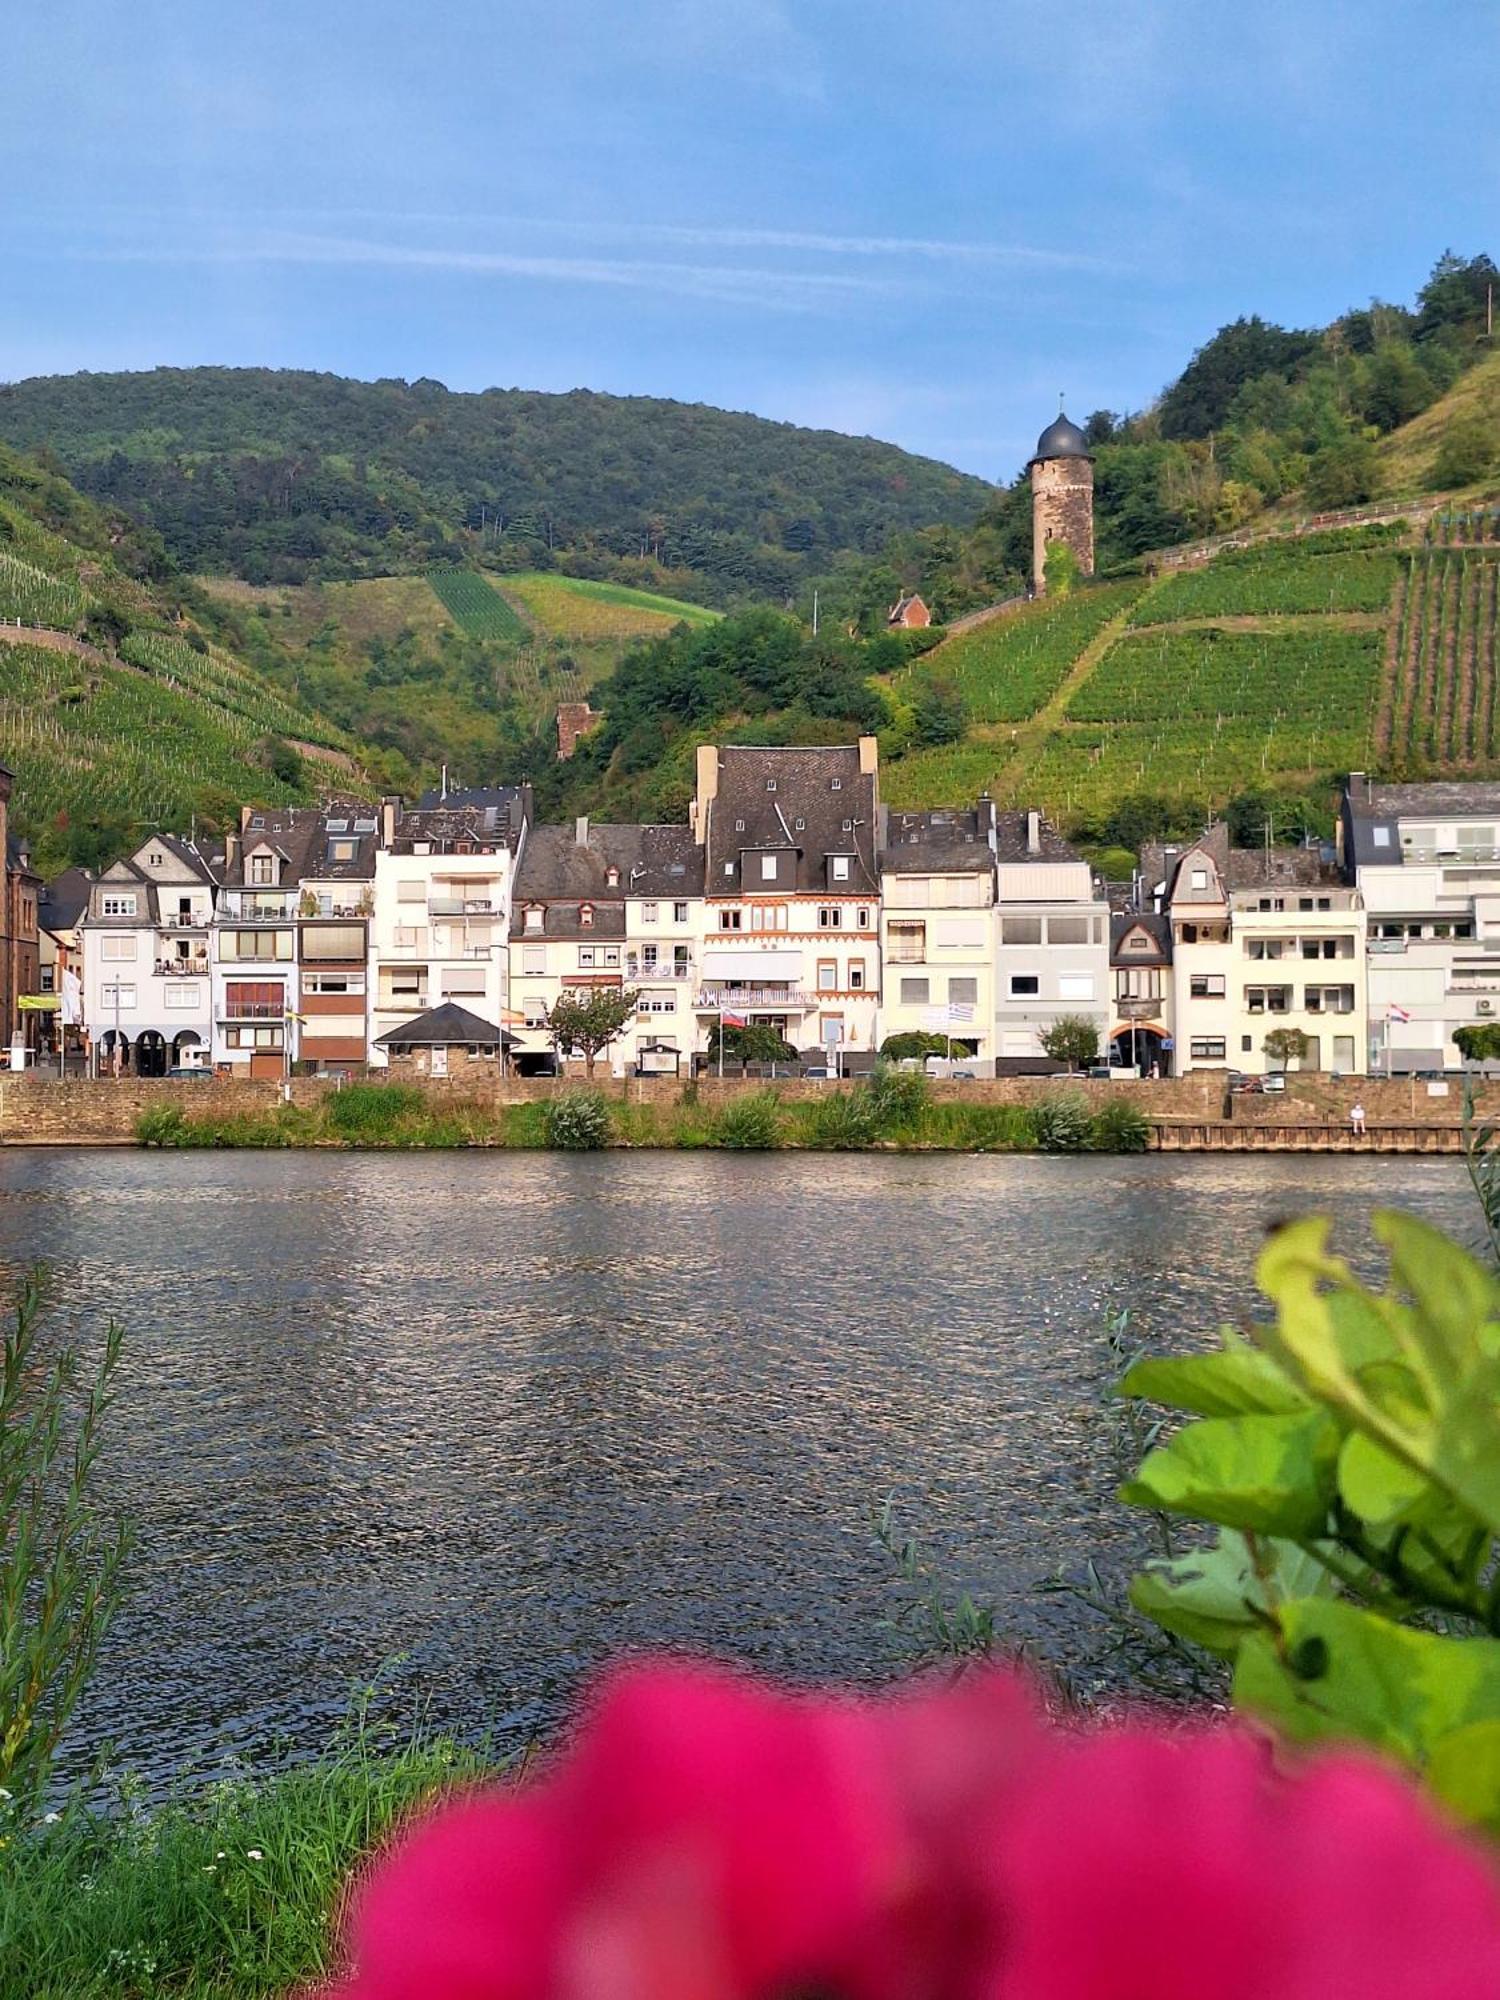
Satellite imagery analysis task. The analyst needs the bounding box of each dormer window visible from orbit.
[250,854,276,886]
[1190,868,1208,892]
[605,865,620,888]
[766,779,777,793]
[795,818,805,831]
[735,819,745,833]
[524,906,543,932]
[832,856,851,882]
[831,778,842,792]
[580,903,595,929]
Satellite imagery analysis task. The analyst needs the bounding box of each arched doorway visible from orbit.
[1109,1023,1171,1078]
[171,1029,204,1072]
[97,1029,131,1076]
[136,1030,168,1079]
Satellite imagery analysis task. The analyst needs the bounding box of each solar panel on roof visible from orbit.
[325,818,349,832]
[353,817,377,833]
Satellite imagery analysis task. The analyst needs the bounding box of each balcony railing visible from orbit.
[159,914,208,930]
[220,1001,285,1020]
[155,959,209,978]
[628,962,693,979]
[694,986,816,1011]
[428,897,496,916]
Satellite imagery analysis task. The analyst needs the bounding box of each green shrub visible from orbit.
[866,1061,929,1131]
[1,1273,130,1802]
[322,1082,425,1144]
[1090,1097,1150,1153]
[878,1032,951,1062]
[809,1087,881,1149]
[136,1103,188,1147]
[715,1090,782,1150]
[921,1101,1039,1151]
[543,1089,612,1151]
[1118,1211,1500,1837]
[1035,1091,1093,1152]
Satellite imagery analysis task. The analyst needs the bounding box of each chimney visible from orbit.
[380,795,399,848]
[239,802,254,837]
[1026,810,1041,857]
[574,815,589,847]
[858,735,879,776]
[693,744,719,846]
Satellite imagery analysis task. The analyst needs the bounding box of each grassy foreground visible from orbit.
[0,1720,497,2000]
[136,1081,1149,1156]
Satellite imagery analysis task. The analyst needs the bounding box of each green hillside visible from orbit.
[0,447,362,869]
[0,366,993,598]
[879,517,1500,843]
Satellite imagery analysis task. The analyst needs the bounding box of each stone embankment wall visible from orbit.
[1229,1074,1500,1127]
[0,1070,1226,1145]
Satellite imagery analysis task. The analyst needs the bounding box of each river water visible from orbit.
[0,1148,1476,1787]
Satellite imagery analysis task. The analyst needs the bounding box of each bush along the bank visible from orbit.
[714,1089,783,1150]
[1089,1097,1150,1153]
[1035,1091,1093,1153]
[1118,1209,1500,1837]
[542,1089,612,1151]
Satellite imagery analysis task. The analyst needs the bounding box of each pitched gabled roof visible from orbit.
[705,744,878,895]
[880,807,995,874]
[40,866,94,934]
[225,802,379,886]
[374,1002,514,1049]
[513,823,705,902]
[1110,912,1173,964]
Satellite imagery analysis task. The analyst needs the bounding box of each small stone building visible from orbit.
[887,593,932,630]
[1028,411,1095,593]
[374,1000,516,1076]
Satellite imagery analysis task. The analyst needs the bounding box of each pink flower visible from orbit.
[317,1659,1500,2000]
[984,1727,1500,2000]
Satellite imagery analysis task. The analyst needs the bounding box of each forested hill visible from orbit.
[0,368,993,597]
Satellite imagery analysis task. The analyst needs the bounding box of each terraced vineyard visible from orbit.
[932,580,1143,722]
[0,643,321,835]
[0,549,88,628]
[1130,551,1398,623]
[1381,551,1500,767]
[425,567,531,642]
[498,571,718,640]
[119,630,346,749]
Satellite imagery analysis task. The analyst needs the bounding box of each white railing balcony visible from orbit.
[220,1001,285,1020]
[155,959,210,977]
[694,985,816,1011]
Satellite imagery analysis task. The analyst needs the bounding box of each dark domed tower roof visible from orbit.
[1029,412,1091,465]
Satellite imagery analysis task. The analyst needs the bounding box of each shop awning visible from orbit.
[700,949,805,981]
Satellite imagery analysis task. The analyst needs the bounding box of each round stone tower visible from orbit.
[1028,410,1094,594]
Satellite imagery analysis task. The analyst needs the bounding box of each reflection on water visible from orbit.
[0,1148,1475,1783]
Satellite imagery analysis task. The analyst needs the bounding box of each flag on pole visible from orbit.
[721,1012,747,1028]
[61,969,83,1028]
[1389,1004,1411,1022]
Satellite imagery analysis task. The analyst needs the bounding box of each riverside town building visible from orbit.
[38,760,1500,1083]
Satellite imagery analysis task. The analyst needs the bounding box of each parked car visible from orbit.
[167,1065,211,1080]
[1261,1072,1287,1093]
[802,1065,831,1080]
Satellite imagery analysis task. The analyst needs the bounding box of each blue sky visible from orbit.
[2,2,1495,480]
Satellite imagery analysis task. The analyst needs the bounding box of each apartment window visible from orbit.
[398,880,426,904]
[101,935,136,962]
[750,903,787,931]
[1047,916,1089,945]
[641,944,658,971]
[1190,869,1209,892]
[1189,974,1226,998]
[817,906,843,929]
[1190,1038,1226,1061]
[641,901,658,924]
[524,906,543,932]
[1002,917,1042,946]
[856,907,871,929]
[524,1004,549,1029]
[900,976,929,1004]
[1334,1036,1356,1072]
[1058,974,1095,1001]
[226,1025,284,1051]
[388,973,425,998]
[100,984,136,1010]
[302,924,364,962]
[888,921,926,962]
[1246,939,1284,960]
[818,959,838,992]
[221,929,293,961]
[1298,897,1314,912]
[949,977,978,1007]
[849,963,865,990]
[636,991,675,1015]
[305,972,365,995]
[226,980,283,1018]
[249,854,276,886]
[1242,1036,1253,1053]
[1258,897,1283,913]
[578,948,596,968]
[603,947,621,968]
[327,839,356,864]
[673,902,689,923]
[718,909,743,931]
[1009,974,1039,998]
[760,854,779,882]
[521,944,546,975]
[1373,826,1392,848]
[832,856,851,882]
[101,895,137,918]
[441,969,487,998]
[163,983,200,1009]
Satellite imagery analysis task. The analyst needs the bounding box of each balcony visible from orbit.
[220,1002,285,1021]
[159,914,208,931]
[428,897,496,916]
[695,986,816,1012]
[155,959,209,978]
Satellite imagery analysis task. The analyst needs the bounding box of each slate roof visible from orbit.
[993,811,1079,865]
[229,802,379,886]
[704,744,879,895]
[537,904,628,942]
[1140,822,1337,903]
[1362,781,1500,817]
[375,1002,514,1049]
[40,867,93,934]
[513,823,705,902]
[395,785,531,853]
[880,806,995,874]
[1029,411,1091,464]
[1110,912,1173,965]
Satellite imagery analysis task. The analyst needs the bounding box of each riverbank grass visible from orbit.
[2,1720,497,1999]
[136,1081,1149,1155]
